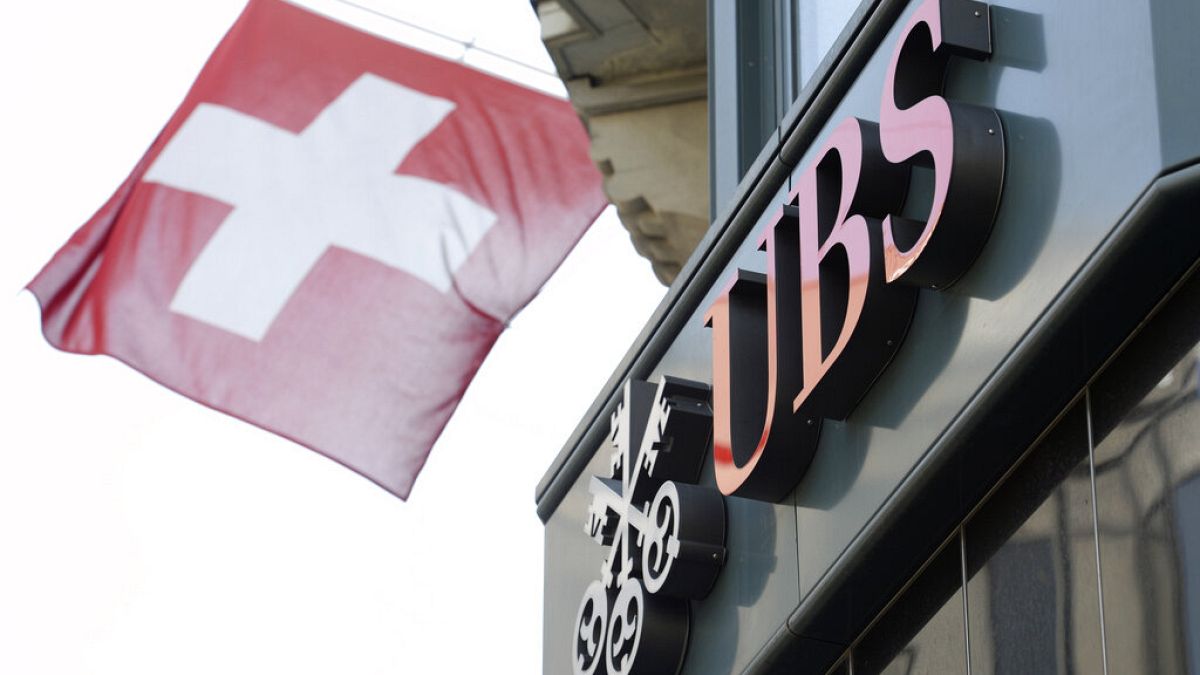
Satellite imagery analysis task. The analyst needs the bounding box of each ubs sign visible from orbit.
[572,0,1006,670]
[707,0,1005,501]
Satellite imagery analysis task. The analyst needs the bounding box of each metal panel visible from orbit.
[681,491,800,674]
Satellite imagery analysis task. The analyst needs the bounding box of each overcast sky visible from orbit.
[0,1,666,672]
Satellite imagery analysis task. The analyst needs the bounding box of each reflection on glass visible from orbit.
[979,542,1057,670]
[854,542,968,674]
[1093,343,1200,674]
[825,654,850,675]
[964,404,1105,674]
[1178,476,1200,674]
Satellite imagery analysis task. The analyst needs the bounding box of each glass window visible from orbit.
[853,540,969,674]
[1179,475,1200,674]
[963,403,1105,674]
[734,0,861,176]
[1085,263,1200,675]
[715,0,865,205]
[1092,341,1200,675]
[794,0,862,87]
[736,0,778,175]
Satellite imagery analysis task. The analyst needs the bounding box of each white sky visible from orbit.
[0,2,666,672]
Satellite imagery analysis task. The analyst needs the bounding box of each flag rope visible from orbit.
[326,0,561,79]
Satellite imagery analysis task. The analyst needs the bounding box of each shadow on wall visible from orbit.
[860,6,1057,426]
[681,495,779,675]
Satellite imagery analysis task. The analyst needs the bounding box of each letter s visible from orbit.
[879,0,1005,288]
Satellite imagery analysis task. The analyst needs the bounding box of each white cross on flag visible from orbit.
[28,0,606,499]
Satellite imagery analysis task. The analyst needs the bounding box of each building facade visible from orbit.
[537,0,1200,672]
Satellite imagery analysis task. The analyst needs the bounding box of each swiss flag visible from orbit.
[28,0,606,499]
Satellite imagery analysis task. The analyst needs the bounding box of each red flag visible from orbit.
[28,0,605,499]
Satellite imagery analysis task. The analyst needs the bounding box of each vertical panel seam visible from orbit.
[960,527,973,675]
[1086,387,1111,675]
[794,488,805,624]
